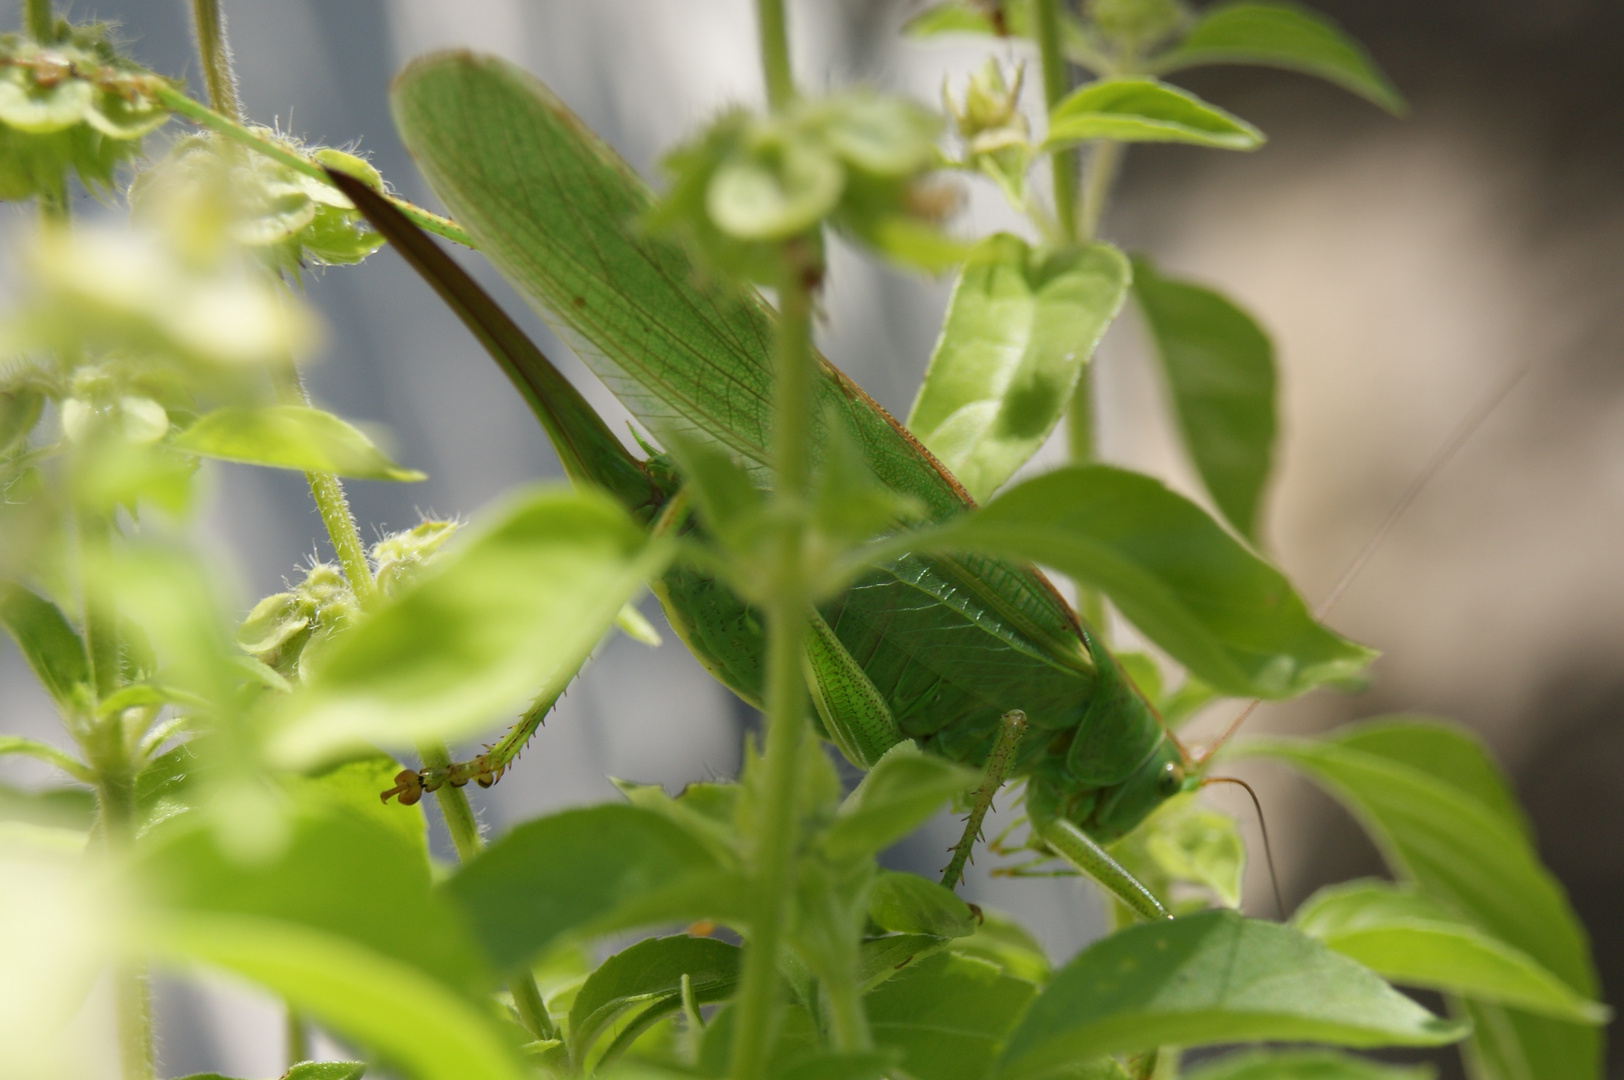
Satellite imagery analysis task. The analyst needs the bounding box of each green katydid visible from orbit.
[333,53,1369,920]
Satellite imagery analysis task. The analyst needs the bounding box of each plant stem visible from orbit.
[188,0,240,120]
[1078,139,1123,242]
[22,0,51,42]
[757,0,794,110]
[98,743,153,1080]
[822,972,871,1052]
[147,85,473,247]
[730,255,816,1080]
[285,1009,309,1066]
[1034,0,1077,240]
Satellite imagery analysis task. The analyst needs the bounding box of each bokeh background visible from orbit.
[2,1,1621,1076]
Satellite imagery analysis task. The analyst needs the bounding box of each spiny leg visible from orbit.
[381,687,561,804]
[941,710,1027,890]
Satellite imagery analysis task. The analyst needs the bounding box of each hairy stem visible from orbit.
[757,0,794,111]
[148,85,473,247]
[822,972,872,1053]
[730,256,817,1080]
[188,0,240,119]
[1034,0,1077,240]
[98,745,153,1080]
[22,0,52,42]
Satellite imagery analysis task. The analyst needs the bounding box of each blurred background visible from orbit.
[2,1,1620,1076]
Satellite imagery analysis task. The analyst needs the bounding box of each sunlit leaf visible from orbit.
[1044,79,1264,151]
[1182,1048,1433,1080]
[568,935,740,1064]
[270,487,667,766]
[867,952,1036,1080]
[868,870,977,939]
[1154,2,1406,115]
[907,235,1129,502]
[995,910,1462,1079]
[912,465,1374,698]
[1132,257,1276,541]
[1295,880,1609,1024]
[821,741,978,860]
[174,406,424,482]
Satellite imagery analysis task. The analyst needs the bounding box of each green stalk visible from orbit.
[1034,0,1078,240]
[147,85,472,247]
[285,1010,309,1067]
[94,712,153,1080]
[822,973,872,1052]
[22,0,52,42]
[757,0,795,110]
[730,257,816,1080]
[1078,139,1123,242]
[188,0,240,120]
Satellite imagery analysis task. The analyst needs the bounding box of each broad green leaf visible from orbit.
[1237,717,1602,1080]
[569,935,740,1063]
[142,914,525,1080]
[270,487,668,766]
[281,754,429,866]
[0,781,95,831]
[868,870,977,938]
[0,581,89,706]
[1295,880,1609,1024]
[950,907,1052,984]
[1044,79,1264,151]
[173,406,424,481]
[1154,2,1405,115]
[859,933,951,991]
[443,804,728,972]
[1182,1048,1433,1080]
[995,910,1462,1079]
[914,465,1374,698]
[1132,257,1276,541]
[907,236,1129,501]
[136,808,489,998]
[868,952,1037,1080]
[821,741,978,860]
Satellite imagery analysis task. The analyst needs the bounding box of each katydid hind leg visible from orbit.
[1036,817,1170,921]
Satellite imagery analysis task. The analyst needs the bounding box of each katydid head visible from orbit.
[1083,735,1201,842]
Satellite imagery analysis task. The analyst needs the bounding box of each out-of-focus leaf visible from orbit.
[1237,716,1602,1080]
[1044,79,1264,151]
[1109,792,1244,910]
[281,754,429,866]
[0,736,92,784]
[1153,2,1406,115]
[868,870,977,938]
[995,909,1463,1079]
[1132,257,1276,541]
[1295,880,1609,1024]
[443,805,729,973]
[859,933,950,991]
[173,406,424,482]
[174,1064,366,1080]
[950,907,1051,984]
[821,741,978,860]
[1256,723,1605,1076]
[867,952,1036,1080]
[270,487,667,766]
[912,465,1374,698]
[142,914,524,1080]
[568,935,740,1064]
[0,581,89,707]
[1182,1048,1433,1079]
[907,235,1129,501]
[0,781,95,832]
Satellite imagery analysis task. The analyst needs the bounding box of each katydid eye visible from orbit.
[1158,761,1184,796]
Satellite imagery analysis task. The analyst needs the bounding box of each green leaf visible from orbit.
[1154,2,1406,115]
[0,581,89,706]
[1182,1048,1433,1080]
[914,465,1374,698]
[569,935,740,1063]
[1236,717,1601,1080]
[0,781,95,831]
[858,933,951,991]
[281,754,429,867]
[907,236,1129,502]
[136,807,490,998]
[868,952,1036,1080]
[707,136,843,240]
[269,487,667,766]
[1294,880,1609,1024]
[868,870,977,938]
[1132,257,1276,541]
[443,804,728,973]
[174,1064,367,1080]
[142,914,525,1080]
[950,907,1052,984]
[1044,79,1264,151]
[995,910,1463,1079]
[821,741,978,860]
[1109,791,1244,910]
[0,736,93,784]
[173,406,424,482]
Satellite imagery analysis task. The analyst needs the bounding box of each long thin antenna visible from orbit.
[1199,359,1535,762]
[1204,775,1285,919]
